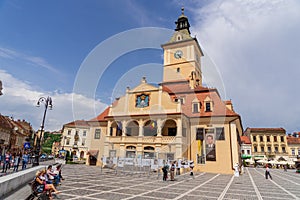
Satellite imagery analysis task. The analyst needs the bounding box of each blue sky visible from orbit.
[0,0,300,133]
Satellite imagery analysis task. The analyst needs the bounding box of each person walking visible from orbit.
[265,165,272,180]
[22,151,29,170]
[162,163,169,181]
[170,162,175,181]
[190,161,194,176]
[13,153,20,172]
[2,151,11,173]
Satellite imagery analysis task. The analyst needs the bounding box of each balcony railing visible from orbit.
[108,136,176,144]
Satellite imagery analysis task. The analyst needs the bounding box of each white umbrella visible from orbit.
[275,160,287,165]
[268,160,277,164]
[287,161,295,165]
[245,159,254,164]
[257,159,268,164]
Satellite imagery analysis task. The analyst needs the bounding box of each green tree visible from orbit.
[41,132,61,154]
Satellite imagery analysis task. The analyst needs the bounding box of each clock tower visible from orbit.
[161,8,203,89]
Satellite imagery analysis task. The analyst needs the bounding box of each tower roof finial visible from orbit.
[181,7,184,15]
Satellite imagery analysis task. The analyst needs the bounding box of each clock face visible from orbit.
[174,50,183,59]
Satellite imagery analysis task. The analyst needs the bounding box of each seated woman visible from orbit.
[55,164,64,184]
[35,169,60,200]
[47,165,60,185]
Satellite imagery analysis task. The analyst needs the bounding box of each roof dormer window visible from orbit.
[175,97,185,104]
[192,98,201,113]
[204,96,213,112]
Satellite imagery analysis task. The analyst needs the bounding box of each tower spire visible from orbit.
[175,7,190,34]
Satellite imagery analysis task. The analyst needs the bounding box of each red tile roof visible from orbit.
[0,115,13,130]
[246,127,286,133]
[90,82,240,122]
[162,82,239,117]
[240,136,251,144]
[64,120,90,127]
[287,136,300,144]
[90,107,110,122]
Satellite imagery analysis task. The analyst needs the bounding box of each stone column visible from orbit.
[106,121,112,136]
[139,120,144,137]
[157,119,162,137]
[122,120,126,137]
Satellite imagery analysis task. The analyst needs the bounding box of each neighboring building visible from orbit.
[0,115,12,155]
[244,127,288,161]
[84,8,243,174]
[51,141,61,156]
[240,135,252,160]
[287,132,300,160]
[60,120,90,160]
[0,115,34,155]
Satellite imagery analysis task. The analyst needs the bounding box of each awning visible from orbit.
[241,154,252,159]
[87,150,99,157]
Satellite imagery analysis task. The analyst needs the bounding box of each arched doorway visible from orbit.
[80,151,84,159]
[87,150,98,166]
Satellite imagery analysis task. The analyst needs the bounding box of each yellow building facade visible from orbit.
[244,127,289,161]
[84,9,243,174]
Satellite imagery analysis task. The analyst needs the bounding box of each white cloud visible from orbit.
[189,0,300,132]
[0,47,59,73]
[0,70,107,131]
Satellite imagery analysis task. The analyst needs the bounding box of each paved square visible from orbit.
[54,165,300,200]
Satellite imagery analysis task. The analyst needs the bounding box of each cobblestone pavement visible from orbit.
[53,165,300,200]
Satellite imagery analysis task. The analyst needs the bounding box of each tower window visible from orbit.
[177,68,180,72]
[176,34,182,41]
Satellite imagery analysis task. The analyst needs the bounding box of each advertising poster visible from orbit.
[205,132,216,161]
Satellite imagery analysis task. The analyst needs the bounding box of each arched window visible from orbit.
[110,121,122,136]
[143,120,157,136]
[126,121,139,136]
[162,119,177,136]
[143,146,155,158]
[144,146,154,151]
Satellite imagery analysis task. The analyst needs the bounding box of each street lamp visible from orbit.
[32,96,53,167]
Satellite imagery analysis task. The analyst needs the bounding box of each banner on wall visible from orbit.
[205,131,216,161]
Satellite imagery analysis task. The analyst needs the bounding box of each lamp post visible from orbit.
[32,96,52,167]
